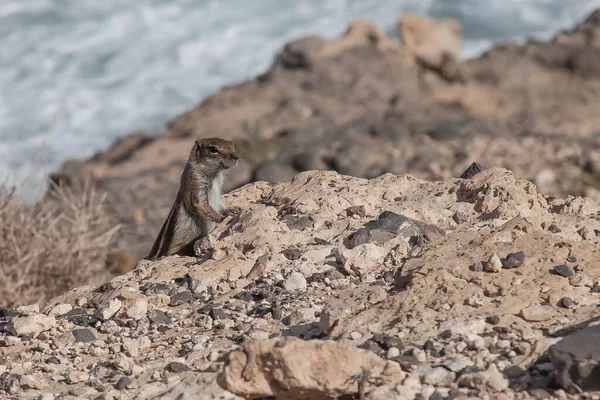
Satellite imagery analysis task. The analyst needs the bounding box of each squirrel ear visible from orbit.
[194,141,201,152]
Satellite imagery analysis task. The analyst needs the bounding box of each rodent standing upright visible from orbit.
[146,138,239,260]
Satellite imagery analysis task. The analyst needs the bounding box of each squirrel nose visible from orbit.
[232,153,239,160]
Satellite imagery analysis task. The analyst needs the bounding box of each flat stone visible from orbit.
[72,328,97,343]
[441,357,475,373]
[520,304,555,322]
[15,304,40,316]
[148,310,172,325]
[166,362,191,373]
[449,319,486,336]
[48,303,73,317]
[345,211,443,249]
[283,215,314,231]
[11,314,56,336]
[169,291,193,306]
[553,264,573,278]
[569,272,593,287]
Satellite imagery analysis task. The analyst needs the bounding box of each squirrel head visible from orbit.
[190,138,239,174]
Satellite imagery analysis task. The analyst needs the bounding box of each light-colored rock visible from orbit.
[15,304,40,316]
[47,303,72,317]
[282,272,307,291]
[11,314,56,336]
[219,337,405,400]
[520,304,555,322]
[95,298,122,321]
[458,364,509,392]
[449,319,486,337]
[420,366,456,386]
[484,253,503,273]
[398,13,462,78]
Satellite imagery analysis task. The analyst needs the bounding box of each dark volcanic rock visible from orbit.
[503,251,526,269]
[548,325,600,393]
[553,264,574,278]
[72,328,97,343]
[459,162,487,179]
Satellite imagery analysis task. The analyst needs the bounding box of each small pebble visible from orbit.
[558,297,574,309]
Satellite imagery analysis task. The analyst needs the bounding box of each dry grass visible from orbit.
[0,179,119,308]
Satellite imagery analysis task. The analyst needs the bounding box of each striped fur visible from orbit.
[146,139,237,261]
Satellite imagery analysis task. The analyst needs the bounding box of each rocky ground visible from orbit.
[2,168,600,399]
[50,10,600,265]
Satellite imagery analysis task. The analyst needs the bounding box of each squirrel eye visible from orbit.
[208,145,218,153]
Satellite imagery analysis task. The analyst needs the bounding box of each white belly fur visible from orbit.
[208,172,224,212]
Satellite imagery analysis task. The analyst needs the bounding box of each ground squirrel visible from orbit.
[146,138,239,260]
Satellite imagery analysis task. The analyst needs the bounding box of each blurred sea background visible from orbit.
[1,0,600,195]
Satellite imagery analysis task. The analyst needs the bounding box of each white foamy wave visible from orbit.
[1,0,599,199]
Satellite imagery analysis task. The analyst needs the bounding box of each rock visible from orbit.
[346,205,366,218]
[469,261,484,272]
[67,371,89,384]
[282,272,307,291]
[0,373,20,395]
[503,251,525,268]
[275,36,325,69]
[486,315,500,325]
[94,298,122,321]
[119,293,148,320]
[346,211,443,249]
[15,304,40,316]
[319,19,398,56]
[452,211,468,224]
[398,13,462,79]
[557,297,574,309]
[548,325,600,393]
[420,366,456,386]
[458,364,509,392]
[441,357,474,373]
[148,310,172,325]
[371,333,404,351]
[449,319,486,337]
[48,303,72,317]
[553,265,574,278]
[169,291,193,306]
[165,362,190,373]
[11,314,56,336]
[569,272,593,287]
[246,254,269,280]
[72,328,97,343]
[116,376,133,390]
[484,253,503,273]
[218,337,405,399]
[459,162,487,179]
[520,305,555,322]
